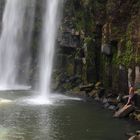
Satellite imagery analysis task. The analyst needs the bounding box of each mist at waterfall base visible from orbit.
[0,0,35,90]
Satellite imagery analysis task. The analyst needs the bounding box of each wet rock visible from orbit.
[128,135,140,140]
[129,135,136,140]
[95,82,102,88]
[114,105,134,118]
[89,89,97,97]
[80,83,94,92]
[71,88,86,97]
[106,92,118,98]
[117,103,124,109]
[94,82,105,98]
[108,105,116,110]
[98,87,105,98]
[134,113,140,121]
[129,111,140,121]
[80,83,94,97]
[85,97,93,102]
[126,132,135,137]
[94,96,100,101]
[104,102,110,108]
[136,131,140,135]
[127,130,140,140]
[107,98,118,105]
[116,94,124,103]
[102,97,108,104]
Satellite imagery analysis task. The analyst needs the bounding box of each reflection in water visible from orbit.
[0,126,10,140]
[0,99,64,140]
[0,106,50,140]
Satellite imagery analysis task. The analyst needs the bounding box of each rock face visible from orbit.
[54,0,140,97]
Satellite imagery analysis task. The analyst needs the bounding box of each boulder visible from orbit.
[107,98,118,105]
[126,132,135,137]
[80,83,94,92]
[129,111,140,121]
[102,98,108,104]
[95,82,102,88]
[136,131,140,135]
[134,114,140,121]
[94,96,100,101]
[89,89,97,97]
[80,84,94,97]
[114,105,134,118]
[117,103,124,109]
[104,102,110,108]
[108,105,116,110]
[128,135,140,140]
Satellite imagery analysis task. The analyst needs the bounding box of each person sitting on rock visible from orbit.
[126,82,135,106]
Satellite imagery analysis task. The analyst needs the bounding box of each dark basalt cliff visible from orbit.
[55,0,140,95]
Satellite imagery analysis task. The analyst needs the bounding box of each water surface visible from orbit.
[0,91,139,140]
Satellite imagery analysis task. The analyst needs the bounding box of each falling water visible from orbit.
[37,0,63,103]
[0,0,36,90]
[18,0,36,86]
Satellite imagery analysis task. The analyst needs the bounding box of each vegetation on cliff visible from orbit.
[56,0,140,96]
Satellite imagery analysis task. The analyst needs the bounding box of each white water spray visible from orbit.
[37,0,63,103]
[0,0,36,90]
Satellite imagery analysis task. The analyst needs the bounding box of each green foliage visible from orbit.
[84,36,95,67]
[84,36,92,46]
[94,0,105,10]
[85,17,95,32]
[112,39,134,67]
[135,55,140,64]
[73,0,96,32]
[75,11,85,31]
[74,10,95,32]
[81,0,90,6]
[112,21,140,68]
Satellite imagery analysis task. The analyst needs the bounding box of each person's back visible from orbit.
[126,84,135,105]
[129,86,134,95]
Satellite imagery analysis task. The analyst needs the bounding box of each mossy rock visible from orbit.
[95,82,102,87]
[73,87,80,92]
[89,90,98,97]
[63,83,73,90]
[67,64,74,76]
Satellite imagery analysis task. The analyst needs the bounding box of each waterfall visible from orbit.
[37,0,63,102]
[0,0,36,90]
[18,0,36,86]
